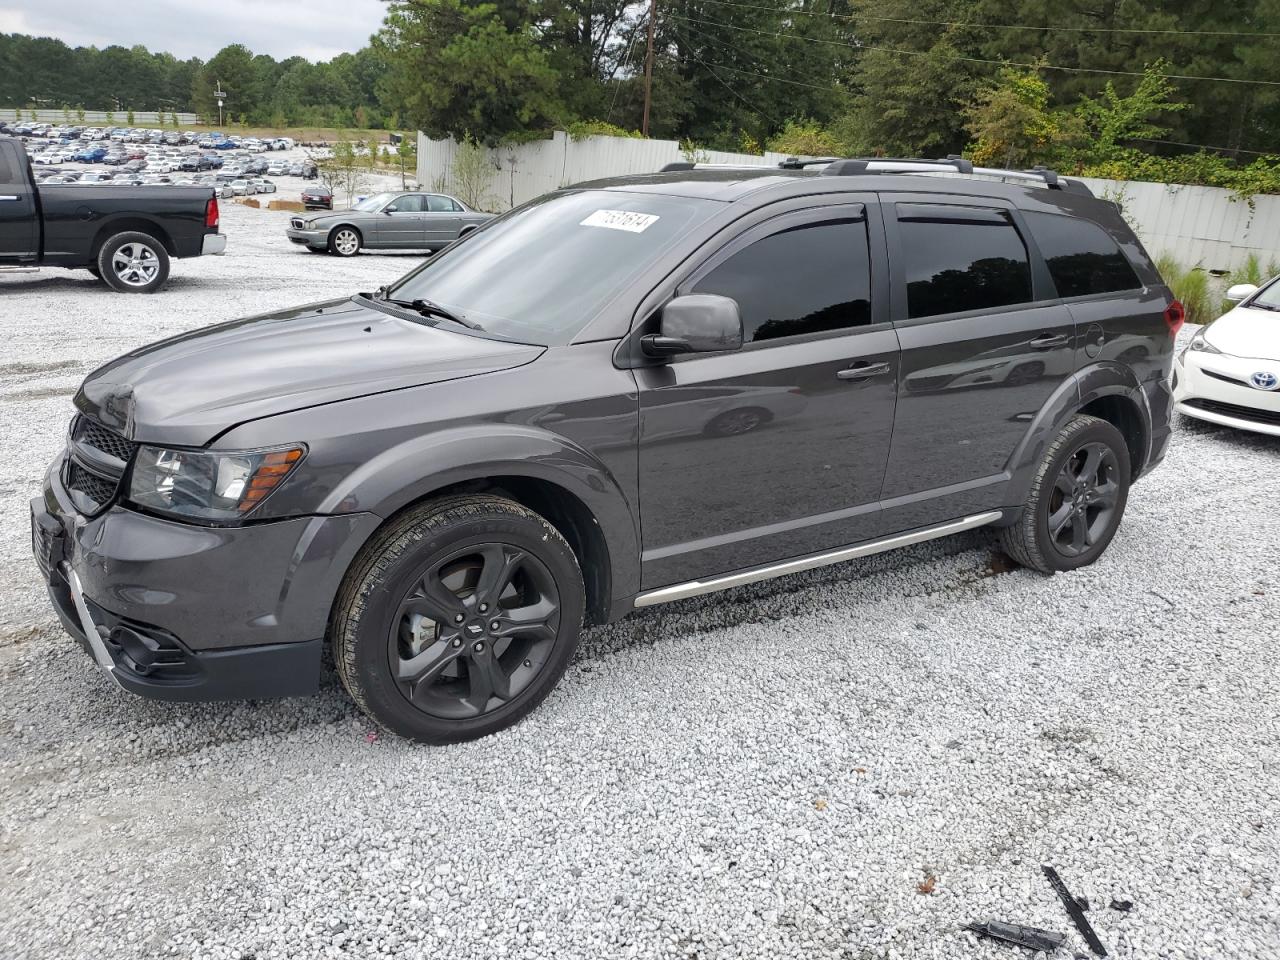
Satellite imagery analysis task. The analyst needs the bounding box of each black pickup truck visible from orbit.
[0,136,226,292]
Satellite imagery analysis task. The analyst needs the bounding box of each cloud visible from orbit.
[0,0,387,61]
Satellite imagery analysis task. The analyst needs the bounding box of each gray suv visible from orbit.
[32,157,1179,743]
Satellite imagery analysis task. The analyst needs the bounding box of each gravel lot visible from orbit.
[1,200,1278,960]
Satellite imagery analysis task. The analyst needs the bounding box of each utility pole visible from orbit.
[214,82,226,128]
[642,0,656,137]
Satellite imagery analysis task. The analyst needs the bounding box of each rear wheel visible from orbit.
[96,231,170,293]
[333,495,585,744]
[999,414,1131,573]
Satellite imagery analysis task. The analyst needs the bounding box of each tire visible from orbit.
[96,231,170,293]
[999,414,1131,574]
[328,226,361,257]
[332,495,585,744]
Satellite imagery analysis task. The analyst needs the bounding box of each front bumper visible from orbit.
[202,233,227,256]
[32,458,380,701]
[1174,349,1280,437]
[285,225,328,246]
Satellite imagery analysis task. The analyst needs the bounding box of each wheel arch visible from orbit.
[92,218,176,258]
[328,223,363,243]
[1005,361,1152,507]
[317,427,639,627]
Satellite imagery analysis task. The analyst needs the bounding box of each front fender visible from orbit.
[316,423,641,604]
[1003,361,1150,509]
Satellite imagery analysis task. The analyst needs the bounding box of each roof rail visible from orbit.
[658,155,1092,195]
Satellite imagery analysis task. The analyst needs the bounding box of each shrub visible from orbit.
[1155,255,1215,326]
[566,120,643,141]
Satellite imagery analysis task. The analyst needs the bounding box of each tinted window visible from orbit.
[0,144,13,182]
[898,206,1032,319]
[1023,211,1141,297]
[692,219,872,343]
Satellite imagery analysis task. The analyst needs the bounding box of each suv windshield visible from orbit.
[383,189,716,345]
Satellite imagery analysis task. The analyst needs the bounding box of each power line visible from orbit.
[1127,136,1278,157]
[669,12,1280,86]
[675,26,781,124]
[605,18,644,125]
[694,0,1280,39]
[676,18,856,97]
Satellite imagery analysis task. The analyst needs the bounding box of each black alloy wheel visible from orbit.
[1045,441,1121,558]
[333,495,584,743]
[389,543,561,720]
[998,414,1131,573]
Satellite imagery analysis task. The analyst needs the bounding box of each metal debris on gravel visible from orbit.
[1,198,1278,959]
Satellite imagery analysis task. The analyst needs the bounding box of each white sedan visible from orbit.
[1174,278,1280,436]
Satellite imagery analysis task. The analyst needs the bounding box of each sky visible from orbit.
[0,0,389,61]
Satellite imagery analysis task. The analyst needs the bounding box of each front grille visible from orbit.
[74,416,134,462]
[65,416,135,515]
[1183,397,1280,427]
[66,460,119,507]
[1203,369,1249,388]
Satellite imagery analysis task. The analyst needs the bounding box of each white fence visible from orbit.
[419,130,1280,273]
[3,109,202,126]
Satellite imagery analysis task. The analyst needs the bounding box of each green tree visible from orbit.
[126,109,135,125]
[376,0,564,144]
[1074,62,1188,165]
[964,62,1078,167]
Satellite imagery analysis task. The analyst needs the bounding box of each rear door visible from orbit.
[880,196,1077,529]
[0,140,38,262]
[423,194,463,245]
[634,198,900,588]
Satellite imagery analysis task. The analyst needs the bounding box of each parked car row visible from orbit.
[0,121,296,152]
[16,133,317,179]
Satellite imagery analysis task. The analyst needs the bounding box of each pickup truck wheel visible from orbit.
[97,232,170,293]
[333,495,585,744]
[328,227,361,257]
[999,414,1131,574]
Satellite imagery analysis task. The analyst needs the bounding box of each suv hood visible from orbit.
[76,297,544,446]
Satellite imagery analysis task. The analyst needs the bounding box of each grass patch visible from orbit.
[1155,254,1215,326]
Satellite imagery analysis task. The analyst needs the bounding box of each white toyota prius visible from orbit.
[1174,277,1280,436]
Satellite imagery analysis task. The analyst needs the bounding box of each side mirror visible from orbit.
[1225,283,1258,304]
[642,294,744,357]
[383,206,396,214]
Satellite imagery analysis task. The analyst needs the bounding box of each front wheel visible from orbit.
[328,226,361,257]
[333,495,585,744]
[96,231,170,293]
[999,414,1131,573]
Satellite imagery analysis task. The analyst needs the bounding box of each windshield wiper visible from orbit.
[378,294,482,330]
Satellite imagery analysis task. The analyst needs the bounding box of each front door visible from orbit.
[0,140,37,262]
[879,197,1078,530]
[377,194,427,247]
[635,202,900,589]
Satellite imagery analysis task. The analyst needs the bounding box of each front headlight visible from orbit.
[1186,331,1223,355]
[129,444,305,521]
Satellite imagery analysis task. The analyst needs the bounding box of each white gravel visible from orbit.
[1,202,1278,960]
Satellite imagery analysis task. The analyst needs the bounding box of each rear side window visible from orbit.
[426,195,459,212]
[897,204,1033,319]
[1023,211,1141,297]
[692,219,872,343]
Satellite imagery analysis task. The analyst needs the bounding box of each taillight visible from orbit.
[1163,300,1185,337]
[205,196,219,229]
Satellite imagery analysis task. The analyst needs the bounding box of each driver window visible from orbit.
[692,218,873,343]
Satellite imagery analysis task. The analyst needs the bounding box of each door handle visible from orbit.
[1029,333,1069,350]
[837,361,892,381]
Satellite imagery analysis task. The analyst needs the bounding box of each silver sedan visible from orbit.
[284,191,494,257]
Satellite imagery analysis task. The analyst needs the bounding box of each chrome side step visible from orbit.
[633,511,1003,607]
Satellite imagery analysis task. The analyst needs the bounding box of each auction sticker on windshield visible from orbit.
[580,209,660,233]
